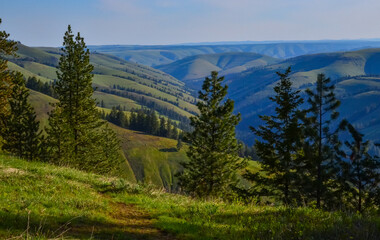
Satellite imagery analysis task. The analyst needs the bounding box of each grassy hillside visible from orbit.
[220,48,380,144]
[89,40,380,66]
[112,124,187,191]
[0,154,171,239]
[1,154,379,239]
[157,52,279,88]
[8,43,197,123]
[27,90,188,189]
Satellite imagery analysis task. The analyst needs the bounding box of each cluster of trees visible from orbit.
[246,68,379,212]
[99,88,192,131]
[0,22,122,175]
[180,68,380,212]
[25,76,55,97]
[101,106,181,140]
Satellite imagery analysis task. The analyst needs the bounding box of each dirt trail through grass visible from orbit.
[68,198,176,240]
[110,201,176,240]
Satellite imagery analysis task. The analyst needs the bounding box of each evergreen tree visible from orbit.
[107,107,127,128]
[0,18,17,133]
[179,71,246,198]
[248,67,305,205]
[148,110,159,135]
[97,124,123,174]
[166,119,173,138]
[303,73,342,208]
[2,72,41,160]
[46,107,70,164]
[26,76,55,97]
[340,123,380,212]
[176,138,183,151]
[46,25,120,173]
[159,117,167,137]
[129,111,138,130]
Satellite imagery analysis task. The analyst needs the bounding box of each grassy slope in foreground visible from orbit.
[1,155,379,240]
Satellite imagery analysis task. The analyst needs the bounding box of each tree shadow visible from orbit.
[159,148,177,152]
[0,205,176,240]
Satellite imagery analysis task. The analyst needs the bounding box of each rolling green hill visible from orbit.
[156,52,279,89]
[218,49,380,144]
[90,40,380,66]
[8,44,198,124]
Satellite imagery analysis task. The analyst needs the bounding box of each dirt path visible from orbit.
[68,200,176,240]
[110,201,176,240]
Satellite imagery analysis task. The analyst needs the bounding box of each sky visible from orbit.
[0,0,379,47]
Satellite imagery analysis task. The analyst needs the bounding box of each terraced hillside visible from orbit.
[90,40,380,66]
[221,48,380,144]
[157,52,279,89]
[8,44,198,123]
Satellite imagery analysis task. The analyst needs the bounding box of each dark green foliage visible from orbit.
[107,106,128,128]
[1,72,41,160]
[26,76,55,97]
[303,73,342,209]
[102,107,179,139]
[249,67,305,205]
[179,71,246,198]
[339,123,380,212]
[96,124,123,174]
[0,18,17,131]
[238,140,257,159]
[45,107,70,163]
[46,25,121,173]
[176,138,183,151]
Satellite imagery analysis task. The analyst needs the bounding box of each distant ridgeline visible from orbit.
[90,40,380,66]
[154,48,380,146]
[7,43,197,133]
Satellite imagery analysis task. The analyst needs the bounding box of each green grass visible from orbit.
[93,91,142,110]
[111,124,189,190]
[116,192,380,240]
[1,154,379,240]
[0,154,127,239]
[0,154,174,239]
[7,62,52,83]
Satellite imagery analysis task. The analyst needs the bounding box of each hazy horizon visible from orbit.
[1,0,380,47]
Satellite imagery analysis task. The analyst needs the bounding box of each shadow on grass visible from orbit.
[159,148,177,152]
[0,208,174,240]
[155,208,380,240]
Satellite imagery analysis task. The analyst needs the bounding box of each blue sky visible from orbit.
[0,0,379,46]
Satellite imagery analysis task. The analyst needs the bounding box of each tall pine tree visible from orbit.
[249,67,305,205]
[46,25,121,173]
[2,72,41,161]
[303,73,341,208]
[179,71,246,198]
[0,18,17,135]
[340,123,380,212]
